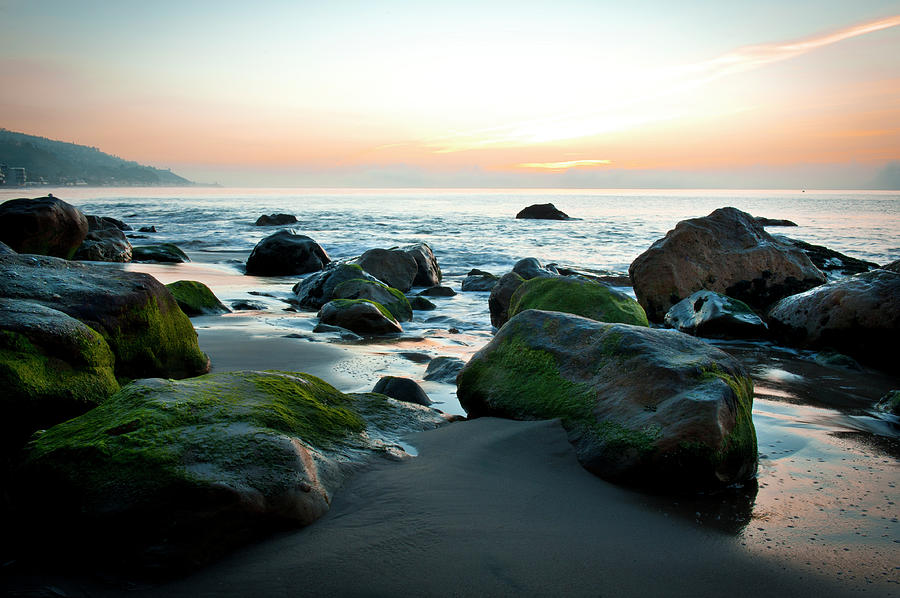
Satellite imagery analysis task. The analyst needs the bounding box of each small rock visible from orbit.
[373,376,432,406]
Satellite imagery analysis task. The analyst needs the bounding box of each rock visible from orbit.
[292,263,382,309]
[772,236,879,280]
[461,270,499,292]
[409,296,436,311]
[0,298,119,450]
[812,351,862,371]
[0,196,88,259]
[354,248,418,292]
[755,217,797,227]
[457,309,757,490]
[245,230,330,276]
[138,225,157,233]
[516,203,570,220]
[883,260,900,273]
[0,241,15,255]
[876,390,900,416]
[488,272,526,328]
[767,269,900,370]
[0,253,210,380]
[512,257,559,280]
[629,207,825,322]
[508,276,649,326]
[86,215,131,231]
[231,300,266,311]
[74,216,133,262]
[664,291,767,339]
[332,278,412,322]
[318,299,402,335]
[418,285,456,297]
[132,243,191,263]
[423,356,466,383]
[16,370,447,571]
[255,213,298,226]
[403,242,442,287]
[166,281,231,316]
[373,376,432,406]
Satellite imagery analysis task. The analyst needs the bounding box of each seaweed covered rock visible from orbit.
[245,230,330,276]
[516,203,570,220]
[403,242,442,287]
[254,213,298,226]
[332,278,412,322]
[354,248,418,292]
[489,272,526,328]
[508,276,649,326]
[0,254,209,380]
[664,291,767,339]
[292,262,382,309]
[166,280,231,316]
[767,269,900,370]
[461,269,499,292]
[0,196,88,259]
[318,299,402,335]
[74,216,133,262]
[629,207,825,322]
[457,309,757,490]
[16,370,448,572]
[373,376,432,406]
[132,243,190,263]
[0,298,119,450]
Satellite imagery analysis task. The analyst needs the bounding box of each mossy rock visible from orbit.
[17,370,447,572]
[333,278,412,322]
[166,280,231,316]
[318,299,402,335]
[457,309,757,490]
[132,243,190,263]
[508,275,649,326]
[292,262,382,309]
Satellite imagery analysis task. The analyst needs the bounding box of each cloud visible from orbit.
[516,159,612,171]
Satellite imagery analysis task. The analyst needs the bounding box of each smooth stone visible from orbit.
[0,196,88,259]
[166,280,231,316]
[508,275,648,326]
[423,356,466,384]
[373,376,433,406]
[418,285,456,297]
[245,230,330,276]
[488,272,525,329]
[132,243,191,263]
[254,213,298,226]
[354,248,418,293]
[516,203,570,220]
[664,290,767,339]
[318,299,402,335]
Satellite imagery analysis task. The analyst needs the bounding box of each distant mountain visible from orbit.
[0,129,193,186]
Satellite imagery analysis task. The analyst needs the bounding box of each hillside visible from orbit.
[0,129,193,186]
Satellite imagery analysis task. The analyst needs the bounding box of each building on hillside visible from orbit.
[0,165,26,186]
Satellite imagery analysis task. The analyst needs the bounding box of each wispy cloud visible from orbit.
[517,159,612,171]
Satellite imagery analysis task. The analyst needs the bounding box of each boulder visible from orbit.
[883,260,900,273]
[664,291,767,339]
[292,263,382,309]
[231,300,266,311]
[629,207,825,322]
[16,370,447,571]
[423,356,466,383]
[245,230,330,276]
[508,276,649,326]
[516,203,570,220]
[74,216,133,262]
[132,243,190,263]
[255,213,298,226]
[772,236,879,280]
[767,269,900,370]
[409,296,436,311]
[166,281,231,316]
[0,253,210,380]
[138,225,157,233]
[354,248,418,292]
[0,196,88,259]
[457,309,757,490]
[373,376,432,406]
[876,390,900,416]
[1,298,119,450]
[488,272,526,328]
[461,269,499,292]
[86,215,131,231]
[417,285,456,297]
[403,242,442,287]
[332,278,412,322]
[755,217,797,227]
[513,257,559,280]
[318,299,402,335]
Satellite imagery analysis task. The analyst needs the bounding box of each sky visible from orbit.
[1,0,899,188]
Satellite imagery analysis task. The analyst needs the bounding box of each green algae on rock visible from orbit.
[457,309,757,490]
[131,243,190,263]
[318,298,403,335]
[508,275,649,327]
[332,278,412,322]
[166,280,231,316]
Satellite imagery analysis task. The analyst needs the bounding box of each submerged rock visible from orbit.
[245,230,330,276]
[0,196,88,259]
[254,213,298,226]
[457,309,757,490]
[292,262,382,309]
[409,296,436,311]
[461,269,499,292]
[132,243,191,263]
[332,278,412,322]
[489,272,526,328]
[423,356,466,383]
[664,291,767,339]
[166,280,231,316]
[508,275,649,326]
[354,248,418,292]
[373,376,432,406]
[755,217,797,227]
[418,285,456,297]
[516,203,570,220]
[318,299,402,335]
[629,207,825,322]
[403,242,442,287]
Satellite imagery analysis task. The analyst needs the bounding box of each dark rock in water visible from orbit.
[772,235,879,279]
[354,248,418,292]
[166,280,230,316]
[418,285,456,297]
[255,213,298,226]
[132,243,191,263]
[138,225,157,233]
[373,376,432,406]
[457,309,757,490]
[509,276,648,326]
[489,272,526,328]
[883,260,900,273]
[318,299,402,335]
[126,234,149,239]
[292,262,382,309]
[0,196,88,259]
[629,207,825,322]
[245,230,330,276]
[424,356,466,383]
[16,371,447,572]
[0,241,15,255]
[312,323,362,340]
[664,291,767,339]
[75,216,133,262]
[403,242,442,287]
[755,217,797,227]
[812,351,862,371]
[332,278,412,322]
[85,215,131,231]
[876,390,900,415]
[0,298,119,450]
[399,351,431,364]
[461,270,499,292]
[768,269,899,370]
[0,253,210,380]
[513,257,559,280]
[231,300,266,311]
[516,203,570,220]
[409,296,436,311]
